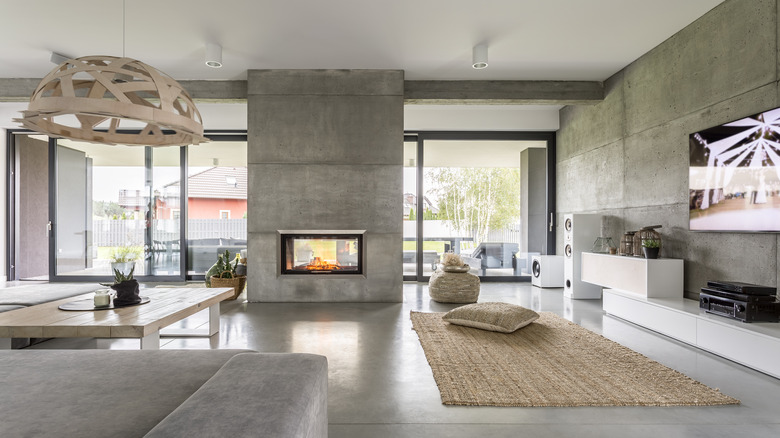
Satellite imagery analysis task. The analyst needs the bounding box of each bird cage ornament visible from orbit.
[619,231,635,256]
[633,225,662,257]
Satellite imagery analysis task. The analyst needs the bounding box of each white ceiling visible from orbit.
[0,0,724,81]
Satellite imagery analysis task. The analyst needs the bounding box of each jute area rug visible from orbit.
[411,311,739,407]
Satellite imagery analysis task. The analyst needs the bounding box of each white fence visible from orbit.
[92,219,248,246]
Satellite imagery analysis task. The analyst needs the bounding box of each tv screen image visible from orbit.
[689,106,780,232]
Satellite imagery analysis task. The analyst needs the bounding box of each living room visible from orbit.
[2,0,780,437]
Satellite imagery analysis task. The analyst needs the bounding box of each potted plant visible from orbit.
[206,250,246,300]
[110,245,142,276]
[641,238,661,259]
[100,265,141,307]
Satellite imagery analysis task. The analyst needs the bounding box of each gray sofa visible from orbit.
[0,349,328,438]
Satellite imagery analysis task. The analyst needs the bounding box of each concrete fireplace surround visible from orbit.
[246,70,404,302]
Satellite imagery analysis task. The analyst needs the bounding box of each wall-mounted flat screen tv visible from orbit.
[689,107,780,232]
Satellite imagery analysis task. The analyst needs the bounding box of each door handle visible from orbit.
[549,213,554,232]
[46,221,52,237]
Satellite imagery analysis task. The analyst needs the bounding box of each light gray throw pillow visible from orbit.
[442,302,539,333]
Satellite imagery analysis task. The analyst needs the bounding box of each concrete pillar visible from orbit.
[246,70,404,302]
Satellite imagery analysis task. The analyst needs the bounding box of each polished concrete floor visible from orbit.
[27,282,780,437]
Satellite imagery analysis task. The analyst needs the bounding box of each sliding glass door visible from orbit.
[6,130,248,282]
[404,132,556,282]
[52,140,183,280]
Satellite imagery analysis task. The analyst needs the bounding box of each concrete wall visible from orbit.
[246,70,404,302]
[557,0,780,296]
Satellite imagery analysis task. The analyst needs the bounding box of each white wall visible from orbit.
[404,104,560,131]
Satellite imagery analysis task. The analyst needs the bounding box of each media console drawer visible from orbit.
[603,289,780,379]
[582,252,683,298]
[603,290,697,345]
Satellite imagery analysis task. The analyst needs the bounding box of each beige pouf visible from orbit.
[428,269,480,303]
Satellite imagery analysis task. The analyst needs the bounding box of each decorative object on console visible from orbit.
[591,236,616,254]
[642,238,661,259]
[619,231,635,256]
[100,266,141,307]
[633,225,662,258]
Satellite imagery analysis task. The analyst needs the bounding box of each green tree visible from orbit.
[93,200,125,219]
[408,208,415,220]
[426,167,522,242]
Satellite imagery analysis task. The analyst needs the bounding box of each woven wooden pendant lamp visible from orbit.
[15,55,207,146]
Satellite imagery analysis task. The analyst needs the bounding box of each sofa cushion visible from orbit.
[442,302,539,333]
[0,305,25,313]
[0,283,101,306]
[145,353,328,438]
[0,350,252,438]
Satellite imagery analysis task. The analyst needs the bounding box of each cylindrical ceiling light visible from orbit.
[472,44,488,69]
[205,43,223,68]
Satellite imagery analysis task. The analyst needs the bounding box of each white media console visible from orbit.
[581,252,780,379]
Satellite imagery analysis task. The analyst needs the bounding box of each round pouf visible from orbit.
[428,269,480,303]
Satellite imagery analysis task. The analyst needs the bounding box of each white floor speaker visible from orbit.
[531,255,564,288]
[563,213,602,299]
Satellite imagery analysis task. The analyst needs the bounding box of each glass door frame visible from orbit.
[5,129,248,283]
[46,140,188,283]
[404,131,557,282]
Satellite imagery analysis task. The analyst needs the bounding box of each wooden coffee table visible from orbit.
[0,287,234,350]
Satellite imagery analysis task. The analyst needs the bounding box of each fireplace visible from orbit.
[280,231,364,275]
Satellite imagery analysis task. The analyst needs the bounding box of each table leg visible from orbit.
[159,304,220,338]
[207,303,220,336]
[140,332,160,350]
[0,338,11,349]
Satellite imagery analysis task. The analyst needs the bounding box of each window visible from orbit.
[220,210,231,219]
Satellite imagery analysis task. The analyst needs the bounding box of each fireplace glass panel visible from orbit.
[282,234,363,274]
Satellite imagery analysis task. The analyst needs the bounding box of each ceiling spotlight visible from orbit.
[205,43,223,68]
[472,44,488,69]
[50,52,70,65]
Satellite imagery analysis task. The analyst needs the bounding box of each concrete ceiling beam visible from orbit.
[0,78,603,105]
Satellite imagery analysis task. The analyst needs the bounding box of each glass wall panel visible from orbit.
[55,140,148,277]
[186,141,248,275]
[422,140,543,278]
[149,147,182,275]
[402,140,417,276]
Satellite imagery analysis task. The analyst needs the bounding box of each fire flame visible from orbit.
[305,257,342,271]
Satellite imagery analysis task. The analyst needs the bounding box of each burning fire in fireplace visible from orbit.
[280,233,363,275]
[303,257,342,271]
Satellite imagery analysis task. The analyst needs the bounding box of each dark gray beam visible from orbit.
[1,77,603,104]
[404,80,604,105]
[0,78,40,102]
[0,78,249,102]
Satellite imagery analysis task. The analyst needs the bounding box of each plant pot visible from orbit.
[643,247,659,259]
[111,279,141,307]
[209,275,247,300]
[110,261,135,276]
